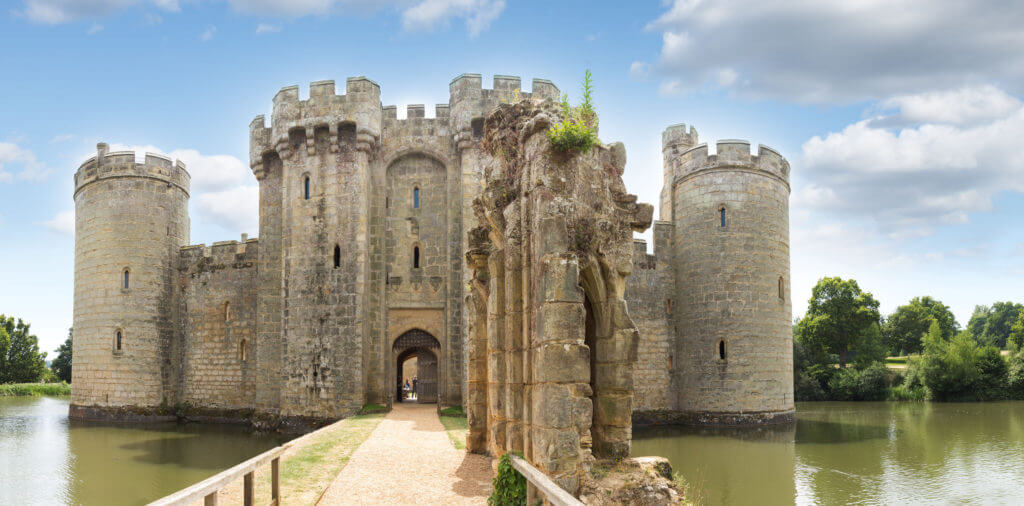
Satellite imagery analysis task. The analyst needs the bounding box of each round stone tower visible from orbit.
[668,136,793,424]
[70,143,190,420]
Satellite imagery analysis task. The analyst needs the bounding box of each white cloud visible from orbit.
[199,25,216,41]
[20,0,174,24]
[20,0,506,36]
[43,210,75,235]
[629,61,650,81]
[401,0,505,36]
[647,0,1024,103]
[876,85,1023,127]
[87,22,103,34]
[226,0,335,16]
[255,22,281,34]
[50,134,74,143]
[798,85,1024,237]
[195,185,259,234]
[0,141,46,182]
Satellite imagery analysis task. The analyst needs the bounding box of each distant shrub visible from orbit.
[795,371,827,401]
[358,403,387,414]
[0,382,70,396]
[975,346,1008,400]
[856,363,891,401]
[889,384,927,401]
[1007,351,1024,400]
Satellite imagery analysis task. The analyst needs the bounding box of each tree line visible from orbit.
[794,277,1024,402]
[0,314,72,384]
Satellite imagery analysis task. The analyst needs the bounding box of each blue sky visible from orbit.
[1,0,1023,355]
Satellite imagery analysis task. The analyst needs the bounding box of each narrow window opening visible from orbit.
[224,302,231,322]
[115,330,123,352]
[413,246,420,268]
[304,176,310,200]
[719,206,726,228]
[239,339,247,361]
[123,269,130,289]
[666,299,673,315]
[413,187,420,209]
[778,277,785,300]
[385,196,390,209]
[471,118,484,139]
[718,340,727,361]
[334,245,341,268]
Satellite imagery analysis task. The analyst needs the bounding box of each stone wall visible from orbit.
[178,239,258,411]
[71,144,190,419]
[624,227,674,412]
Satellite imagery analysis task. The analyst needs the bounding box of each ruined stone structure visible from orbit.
[70,73,792,439]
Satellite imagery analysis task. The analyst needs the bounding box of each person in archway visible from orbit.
[403,379,411,401]
[412,377,418,399]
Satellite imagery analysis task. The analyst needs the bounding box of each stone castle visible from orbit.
[70,74,793,433]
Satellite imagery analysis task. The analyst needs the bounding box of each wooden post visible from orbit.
[203,492,217,506]
[271,456,280,505]
[243,471,254,506]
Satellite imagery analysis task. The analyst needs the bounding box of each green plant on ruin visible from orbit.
[547,69,599,154]
[488,452,527,506]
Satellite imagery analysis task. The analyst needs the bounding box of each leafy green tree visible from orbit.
[1008,311,1024,352]
[967,302,1023,348]
[919,325,979,401]
[0,315,48,383]
[883,296,959,355]
[853,323,889,370]
[50,328,72,383]
[795,277,881,367]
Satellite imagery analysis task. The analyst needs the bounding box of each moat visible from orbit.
[4,398,1023,505]
[0,396,289,505]
[634,401,1024,505]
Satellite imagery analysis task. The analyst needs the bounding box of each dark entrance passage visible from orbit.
[393,329,440,404]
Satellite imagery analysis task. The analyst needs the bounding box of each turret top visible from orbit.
[74,142,190,198]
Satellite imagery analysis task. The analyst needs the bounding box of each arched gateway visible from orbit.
[393,329,440,403]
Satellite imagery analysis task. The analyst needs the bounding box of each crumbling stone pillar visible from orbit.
[467,99,653,494]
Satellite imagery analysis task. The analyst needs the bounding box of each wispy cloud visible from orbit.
[646,0,1024,103]
[86,22,103,34]
[42,210,74,235]
[255,23,280,34]
[199,25,216,41]
[0,141,47,182]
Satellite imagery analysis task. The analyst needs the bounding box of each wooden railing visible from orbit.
[147,443,284,506]
[509,454,583,506]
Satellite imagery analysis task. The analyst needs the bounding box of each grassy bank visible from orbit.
[0,382,70,396]
[439,405,468,450]
[206,412,385,505]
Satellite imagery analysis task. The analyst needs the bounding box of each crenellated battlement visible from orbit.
[250,77,383,169]
[448,74,560,143]
[674,140,790,187]
[180,234,259,269]
[74,143,190,198]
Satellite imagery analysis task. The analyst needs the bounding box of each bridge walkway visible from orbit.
[317,402,492,505]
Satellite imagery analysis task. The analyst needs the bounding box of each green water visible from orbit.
[0,396,289,505]
[632,401,1024,505]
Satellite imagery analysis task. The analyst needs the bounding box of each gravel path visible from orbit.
[318,403,493,505]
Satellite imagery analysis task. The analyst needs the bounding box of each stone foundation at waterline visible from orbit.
[70,74,793,437]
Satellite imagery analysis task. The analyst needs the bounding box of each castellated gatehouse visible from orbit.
[70,74,794,440]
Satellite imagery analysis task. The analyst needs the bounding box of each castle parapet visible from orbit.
[449,74,560,145]
[675,140,790,188]
[74,143,191,198]
[250,77,383,171]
